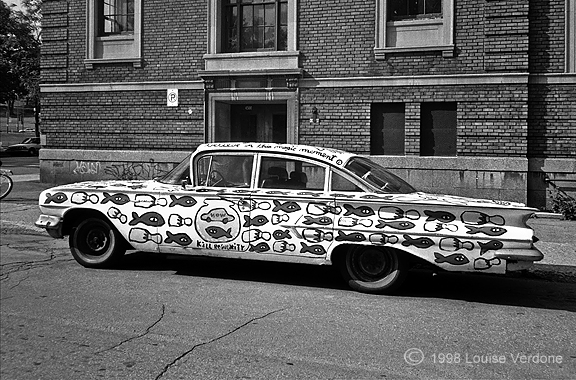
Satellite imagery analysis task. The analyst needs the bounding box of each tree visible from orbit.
[1,1,41,133]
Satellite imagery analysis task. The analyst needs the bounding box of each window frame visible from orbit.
[85,0,143,69]
[567,0,576,72]
[193,152,257,188]
[256,153,329,191]
[221,0,288,53]
[374,0,455,59]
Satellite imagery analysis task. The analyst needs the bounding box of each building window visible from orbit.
[375,0,454,58]
[222,0,288,52]
[204,0,299,73]
[85,0,142,69]
[388,0,441,21]
[97,0,134,36]
[420,102,457,156]
[370,103,405,155]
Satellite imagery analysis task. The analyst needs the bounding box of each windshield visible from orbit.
[345,157,416,194]
[156,155,191,185]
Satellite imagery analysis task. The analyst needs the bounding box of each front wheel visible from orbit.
[69,218,125,268]
[0,174,13,200]
[338,246,407,294]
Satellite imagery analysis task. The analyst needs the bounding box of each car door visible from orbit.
[158,153,255,255]
[330,170,380,245]
[247,154,336,259]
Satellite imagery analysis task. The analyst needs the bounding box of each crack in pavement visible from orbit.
[8,272,30,290]
[154,307,288,380]
[96,304,166,354]
[0,249,73,286]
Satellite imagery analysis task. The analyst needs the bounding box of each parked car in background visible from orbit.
[18,128,36,133]
[35,143,543,294]
[6,137,41,156]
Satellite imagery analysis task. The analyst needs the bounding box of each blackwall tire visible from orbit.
[69,218,125,268]
[338,246,407,294]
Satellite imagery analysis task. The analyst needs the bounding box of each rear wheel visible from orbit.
[28,148,37,156]
[338,246,407,294]
[69,218,125,268]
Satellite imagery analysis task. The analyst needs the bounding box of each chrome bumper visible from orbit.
[35,214,64,238]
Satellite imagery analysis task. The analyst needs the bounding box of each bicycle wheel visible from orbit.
[0,174,13,200]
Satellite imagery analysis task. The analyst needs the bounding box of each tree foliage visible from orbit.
[0,1,41,114]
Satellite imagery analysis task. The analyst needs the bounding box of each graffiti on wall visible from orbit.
[71,159,170,180]
[104,159,170,180]
[73,161,100,175]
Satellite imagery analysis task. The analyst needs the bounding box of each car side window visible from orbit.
[195,154,254,188]
[258,156,326,190]
[331,171,363,192]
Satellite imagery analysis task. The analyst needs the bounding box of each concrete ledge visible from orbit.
[528,157,576,173]
[39,149,192,184]
[40,149,191,163]
[369,155,528,172]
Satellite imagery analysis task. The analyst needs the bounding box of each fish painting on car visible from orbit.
[36,143,543,294]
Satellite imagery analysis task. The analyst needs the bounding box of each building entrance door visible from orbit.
[215,103,287,143]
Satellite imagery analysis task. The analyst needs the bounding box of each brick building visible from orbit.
[40,0,575,209]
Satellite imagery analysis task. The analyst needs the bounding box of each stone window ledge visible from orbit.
[84,58,143,69]
[374,45,455,59]
[203,51,300,72]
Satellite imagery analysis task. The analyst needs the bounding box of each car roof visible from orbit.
[194,142,357,168]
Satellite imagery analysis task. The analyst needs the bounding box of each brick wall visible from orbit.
[41,0,206,84]
[299,0,530,77]
[299,84,528,157]
[41,0,68,83]
[483,0,529,72]
[41,90,205,151]
[529,0,566,72]
[528,84,576,157]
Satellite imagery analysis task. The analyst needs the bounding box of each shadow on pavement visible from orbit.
[116,251,576,312]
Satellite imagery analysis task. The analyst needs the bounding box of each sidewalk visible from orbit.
[2,177,575,281]
[10,173,40,182]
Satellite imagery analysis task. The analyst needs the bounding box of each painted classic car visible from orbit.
[36,143,543,294]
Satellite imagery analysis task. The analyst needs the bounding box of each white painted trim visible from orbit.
[375,0,454,58]
[40,80,204,92]
[39,73,553,93]
[85,0,142,68]
[206,91,299,144]
[300,73,529,88]
[567,0,576,73]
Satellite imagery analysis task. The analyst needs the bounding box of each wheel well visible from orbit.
[329,244,414,265]
[62,208,132,249]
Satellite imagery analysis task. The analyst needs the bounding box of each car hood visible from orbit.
[7,143,34,148]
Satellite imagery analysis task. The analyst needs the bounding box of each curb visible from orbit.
[533,212,564,219]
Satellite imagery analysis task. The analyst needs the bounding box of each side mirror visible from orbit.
[181,175,191,189]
